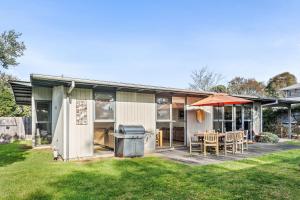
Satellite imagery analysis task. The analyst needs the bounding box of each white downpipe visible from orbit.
[63,98,67,161]
[68,81,75,95]
[64,81,75,161]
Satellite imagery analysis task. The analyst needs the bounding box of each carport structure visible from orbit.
[261,97,300,138]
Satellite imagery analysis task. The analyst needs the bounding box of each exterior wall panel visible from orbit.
[51,86,65,157]
[68,88,94,159]
[186,97,213,146]
[253,102,262,134]
[33,87,52,101]
[116,91,156,153]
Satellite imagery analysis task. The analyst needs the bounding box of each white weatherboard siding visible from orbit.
[51,86,65,157]
[33,87,52,101]
[186,97,213,146]
[31,87,53,146]
[68,88,94,159]
[116,91,156,153]
[253,102,262,133]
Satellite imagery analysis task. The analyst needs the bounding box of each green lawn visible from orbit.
[0,142,300,200]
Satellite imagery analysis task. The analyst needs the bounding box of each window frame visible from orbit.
[94,91,116,122]
[212,104,253,133]
[156,96,172,122]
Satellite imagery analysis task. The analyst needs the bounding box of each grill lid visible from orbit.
[118,125,145,135]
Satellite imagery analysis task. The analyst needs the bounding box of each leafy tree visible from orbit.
[189,67,224,91]
[0,86,18,116]
[210,85,227,93]
[227,77,265,96]
[0,30,29,117]
[0,30,26,69]
[265,72,297,97]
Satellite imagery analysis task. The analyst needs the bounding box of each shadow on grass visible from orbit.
[0,142,31,167]
[45,153,300,200]
[24,190,52,200]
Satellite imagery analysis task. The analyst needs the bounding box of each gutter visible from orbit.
[261,100,278,107]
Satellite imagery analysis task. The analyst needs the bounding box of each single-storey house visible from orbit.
[9,74,300,160]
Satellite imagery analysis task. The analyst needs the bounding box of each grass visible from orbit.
[284,140,300,146]
[0,142,300,200]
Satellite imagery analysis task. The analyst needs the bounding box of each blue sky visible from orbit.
[1,0,300,88]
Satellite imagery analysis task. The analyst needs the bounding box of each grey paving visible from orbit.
[154,142,300,165]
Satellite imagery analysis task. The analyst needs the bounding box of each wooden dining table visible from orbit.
[194,133,226,138]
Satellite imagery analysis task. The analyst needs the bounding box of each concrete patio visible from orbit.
[154,141,300,165]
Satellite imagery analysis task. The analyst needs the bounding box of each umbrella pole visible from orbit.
[218,104,220,133]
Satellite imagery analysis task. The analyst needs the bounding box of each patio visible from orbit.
[154,140,300,165]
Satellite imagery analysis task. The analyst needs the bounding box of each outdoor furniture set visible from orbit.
[189,130,249,156]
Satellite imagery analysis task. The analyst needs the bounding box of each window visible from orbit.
[224,106,233,131]
[94,92,115,121]
[244,106,252,120]
[213,107,223,120]
[213,121,222,132]
[293,89,300,97]
[213,106,224,132]
[213,106,233,132]
[236,106,243,130]
[224,106,232,120]
[36,102,50,122]
[213,105,253,133]
[156,97,171,121]
[36,101,52,144]
[286,90,291,97]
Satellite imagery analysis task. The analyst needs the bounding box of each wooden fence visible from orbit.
[0,117,32,139]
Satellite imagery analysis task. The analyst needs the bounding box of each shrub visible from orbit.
[256,132,279,143]
[293,125,300,138]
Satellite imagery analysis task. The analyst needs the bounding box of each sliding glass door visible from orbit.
[172,97,185,147]
[36,101,52,145]
[213,104,253,133]
[236,106,243,130]
[156,96,172,148]
[93,91,116,153]
[156,96,186,148]
[224,106,233,132]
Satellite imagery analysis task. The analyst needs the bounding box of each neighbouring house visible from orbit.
[279,83,300,128]
[9,74,300,160]
[280,83,300,101]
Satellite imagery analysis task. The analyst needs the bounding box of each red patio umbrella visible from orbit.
[191,93,253,107]
[191,93,253,132]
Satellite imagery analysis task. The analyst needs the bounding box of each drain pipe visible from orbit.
[64,81,75,161]
[68,81,75,95]
[261,99,278,107]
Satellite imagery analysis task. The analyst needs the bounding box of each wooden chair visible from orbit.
[156,130,163,147]
[243,130,249,150]
[203,131,219,156]
[221,132,235,156]
[189,134,202,154]
[234,131,244,154]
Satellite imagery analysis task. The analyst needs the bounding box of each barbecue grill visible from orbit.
[114,125,145,157]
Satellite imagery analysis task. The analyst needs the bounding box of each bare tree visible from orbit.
[189,67,224,91]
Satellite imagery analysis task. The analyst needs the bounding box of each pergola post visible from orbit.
[288,104,292,139]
